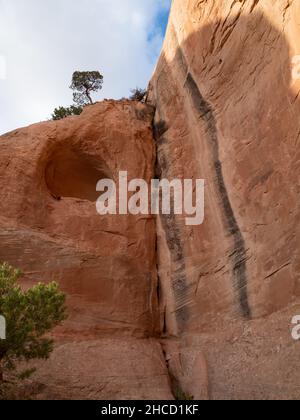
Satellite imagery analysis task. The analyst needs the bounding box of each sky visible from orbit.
[0,0,171,134]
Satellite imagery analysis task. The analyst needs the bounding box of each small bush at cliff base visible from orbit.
[52,105,83,121]
[174,386,194,401]
[0,263,67,399]
[129,87,147,102]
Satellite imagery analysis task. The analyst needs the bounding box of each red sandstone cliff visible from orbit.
[1,0,300,400]
[148,0,300,399]
[0,101,173,399]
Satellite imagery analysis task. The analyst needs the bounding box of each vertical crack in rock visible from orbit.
[184,69,251,319]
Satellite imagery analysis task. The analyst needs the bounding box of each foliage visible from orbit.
[70,71,103,106]
[129,87,146,102]
[51,105,83,121]
[174,386,194,401]
[0,263,67,397]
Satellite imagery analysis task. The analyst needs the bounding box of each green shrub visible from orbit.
[0,263,67,399]
[52,105,83,121]
[174,386,194,401]
[129,87,146,102]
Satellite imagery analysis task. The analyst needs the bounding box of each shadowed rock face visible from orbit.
[146,0,300,400]
[45,146,112,202]
[148,0,300,336]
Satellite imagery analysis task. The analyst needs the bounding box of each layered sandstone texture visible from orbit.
[1,0,300,401]
[147,0,300,399]
[149,0,300,331]
[0,100,173,399]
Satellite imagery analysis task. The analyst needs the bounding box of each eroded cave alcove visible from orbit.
[45,146,112,202]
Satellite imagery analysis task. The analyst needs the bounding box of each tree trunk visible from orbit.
[0,358,3,383]
[86,90,93,105]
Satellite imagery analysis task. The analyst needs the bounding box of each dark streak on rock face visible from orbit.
[153,116,190,332]
[184,68,251,319]
[161,212,190,327]
[153,120,168,139]
[134,104,156,122]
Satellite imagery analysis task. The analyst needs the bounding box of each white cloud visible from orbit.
[0,0,171,134]
[0,54,6,80]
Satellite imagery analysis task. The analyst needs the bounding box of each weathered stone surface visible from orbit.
[24,338,173,400]
[1,0,300,401]
[0,100,158,337]
[146,0,300,400]
[0,100,173,399]
[149,0,300,332]
[162,339,209,401]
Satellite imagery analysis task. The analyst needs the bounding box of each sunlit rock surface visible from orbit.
[148,0,300,399]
